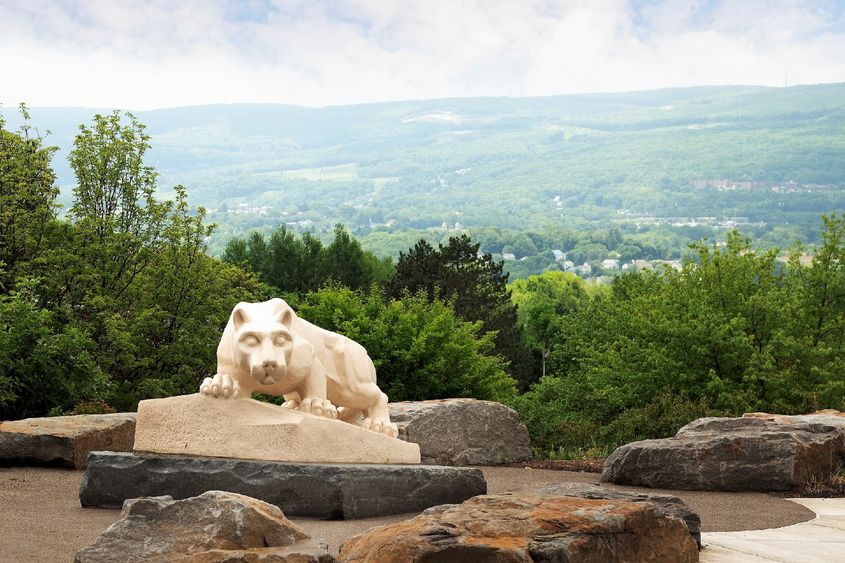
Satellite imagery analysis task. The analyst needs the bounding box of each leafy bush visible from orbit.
[0,288,109,419]
[511,219,845,458]
[298,285,517,402]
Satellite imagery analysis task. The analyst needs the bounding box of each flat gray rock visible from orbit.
[389,398,531,465]
[0,413,136,468]
[80,452,486,519]
[602,415,845,491]
[75,490,334,562]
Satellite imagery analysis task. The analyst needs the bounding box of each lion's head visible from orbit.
[231,301,295,386]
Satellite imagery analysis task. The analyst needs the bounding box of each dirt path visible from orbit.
[0,466,816,561]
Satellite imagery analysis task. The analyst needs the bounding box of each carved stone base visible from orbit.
[80,452,487,519]
[133,393,420,464]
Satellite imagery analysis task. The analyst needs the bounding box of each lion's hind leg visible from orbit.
[360,389,398,438]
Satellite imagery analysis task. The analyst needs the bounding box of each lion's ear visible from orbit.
[232,304,250,331]
[277,308,294,328]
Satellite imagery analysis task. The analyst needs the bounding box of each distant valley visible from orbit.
[5,83,845,277]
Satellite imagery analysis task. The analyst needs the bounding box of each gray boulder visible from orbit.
[75,490,334,562]
[389,398,531,465]
[602,415,845,491]
[80,451,487,519]
[0,413,136,468]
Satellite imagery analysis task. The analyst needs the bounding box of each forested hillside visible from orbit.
[6,83,845,274]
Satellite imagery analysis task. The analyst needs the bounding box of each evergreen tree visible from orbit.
[388,234,536,388]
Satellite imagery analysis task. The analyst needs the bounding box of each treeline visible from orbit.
[511,226,845,456]
[357,225,709,281]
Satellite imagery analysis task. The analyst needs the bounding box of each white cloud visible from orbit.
[0,0,843,109]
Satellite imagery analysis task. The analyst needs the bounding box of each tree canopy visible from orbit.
[387,235,536,388]
[222,224,392,295]
[511,220,845,457]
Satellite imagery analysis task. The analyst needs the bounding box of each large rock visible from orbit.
[134,393,420,464]
[337,483,699,562]
[602,416,845,491]
[0,413,136,469]
[743,409,845,433]
[80,451,487,519]
[388,398,531,465]
[75,490,334,562]
[533,483,701,548]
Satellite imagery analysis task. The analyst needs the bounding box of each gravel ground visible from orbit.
[0,465,817,561]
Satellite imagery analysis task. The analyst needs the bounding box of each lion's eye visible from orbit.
[244,336,260,346]
[274,335,287,346]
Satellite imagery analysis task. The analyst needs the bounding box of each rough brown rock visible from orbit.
[743,409,845,433]
[0,413,136,469]
[602,416,845,491]
[532,483,701,548]
[389,398,531,465]
[74,490,335,562]
[337,484,698,562]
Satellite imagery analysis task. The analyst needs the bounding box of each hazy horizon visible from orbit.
[3,82,821,113]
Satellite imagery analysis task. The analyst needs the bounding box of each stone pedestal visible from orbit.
[134,393,420,464]
[80,452,487,519]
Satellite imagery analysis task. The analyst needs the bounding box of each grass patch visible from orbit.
[798,468,845,497]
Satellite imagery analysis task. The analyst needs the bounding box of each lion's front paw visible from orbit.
[299,397,337,419]
[360,417,399,438]
[281,399,300,410]
[199,373,241,399]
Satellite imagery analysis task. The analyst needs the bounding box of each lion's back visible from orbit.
[292,317,376,385]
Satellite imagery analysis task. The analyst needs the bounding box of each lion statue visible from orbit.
[200,298,397,437]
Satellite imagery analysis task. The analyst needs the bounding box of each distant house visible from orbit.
[601,259,620,270]
[654,260,683,271]
[562,260,575,271]
[574,263,592,275]
[552,249,565,262]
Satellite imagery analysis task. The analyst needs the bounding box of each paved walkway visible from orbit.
[701,498,845,562]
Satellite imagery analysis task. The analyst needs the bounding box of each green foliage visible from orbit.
[222,224,392,294]
[0,104,59,289]
[0,285,108,419]
[67,111,170,298]
[511,219,845,457]
[387,235,535,389]
[297,285,516,402]
[510,271,586,378]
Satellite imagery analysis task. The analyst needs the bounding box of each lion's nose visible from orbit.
[263,359,277,369]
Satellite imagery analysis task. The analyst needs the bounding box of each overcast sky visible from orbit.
[2,0,844,110]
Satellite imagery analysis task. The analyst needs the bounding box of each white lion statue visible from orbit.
[200,298,397,437]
